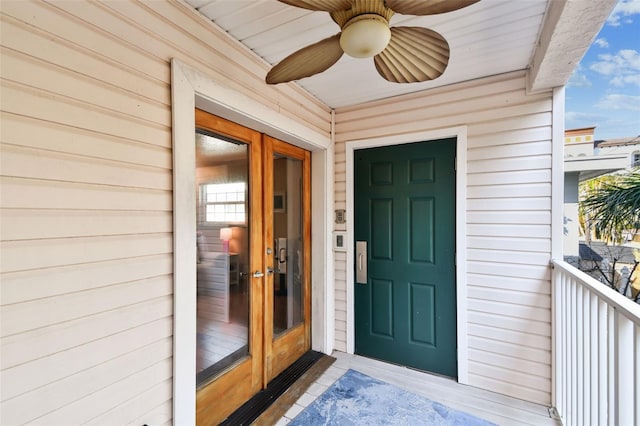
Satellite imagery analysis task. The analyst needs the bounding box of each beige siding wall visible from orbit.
[333,72,553,405]
[0,1,330,424]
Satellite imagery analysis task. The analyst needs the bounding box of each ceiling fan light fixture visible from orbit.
[339,14,391,58]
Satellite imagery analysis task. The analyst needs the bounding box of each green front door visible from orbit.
[354,139,457,378]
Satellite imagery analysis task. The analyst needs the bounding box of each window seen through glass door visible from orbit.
[202,182,246,223]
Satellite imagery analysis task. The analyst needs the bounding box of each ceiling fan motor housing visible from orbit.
[340,14,391,58]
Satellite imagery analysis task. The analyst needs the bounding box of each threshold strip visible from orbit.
[220,350,324,425]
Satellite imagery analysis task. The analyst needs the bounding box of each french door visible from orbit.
[194,110,311,424]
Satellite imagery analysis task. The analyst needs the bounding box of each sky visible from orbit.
[565,0,640,140]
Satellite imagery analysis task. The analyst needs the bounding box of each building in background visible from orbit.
[564,127,639,260]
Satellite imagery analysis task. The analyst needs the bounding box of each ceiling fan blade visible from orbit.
[385,0,480,15]
[277,0,352,12]
[374,27,449,83]
[266,34,344,84]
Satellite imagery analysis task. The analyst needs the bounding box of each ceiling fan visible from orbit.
[266,0,480,85]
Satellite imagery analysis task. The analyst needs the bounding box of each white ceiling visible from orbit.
[184,0,550,108]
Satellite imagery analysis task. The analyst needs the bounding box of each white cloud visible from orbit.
[607,0,640,26]
[595,94,640,111]
[595,38,609,48]
[590,49,640,86]
[611,74,640,86]
[591,59,616,75]
[566,111,605,122]
[565,110,640,139]
[568,73,592,87]
[567,64,592,87]
[565,111,607,134]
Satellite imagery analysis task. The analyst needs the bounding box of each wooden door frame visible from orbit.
[171,59,334,424]
[344,126,470,385]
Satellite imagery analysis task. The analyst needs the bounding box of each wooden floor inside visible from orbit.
[272,351,561,426]
[196,315,247,374]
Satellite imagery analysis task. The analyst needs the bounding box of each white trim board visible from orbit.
[550,86,565,410]
[344,126,469,384]
[170,59,333,424]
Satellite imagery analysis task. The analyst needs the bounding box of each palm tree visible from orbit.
[581,169,640,301]
[581,169,640,244]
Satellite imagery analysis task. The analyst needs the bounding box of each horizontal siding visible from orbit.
[467,261,551,281]
[468,323,551,351]
[334,247,347,352]
[1,177,172,211]
[0,0,331,424]
[1,144,172,190]
[1,329,172,424]
[467,197,550,211]
[1,48,170,125]
[1,209,172,241]
[333,71,553,405]
[468,140,552,161]
[1,297,173,369]
[1,255,173,305]
[39,366,173,426]
[1,317,172,401]
[468,286,551,309]
[467,236,551,252]
[1,276,173,336]
[467,248,550,266]
[467,182,551,198]
[469,365,550,404]
[467,210,551,225]
[468,310,551,338]
[1,233,173,273]
[1,112,172,169]
[1,79,171,147]
[465,169,552,186]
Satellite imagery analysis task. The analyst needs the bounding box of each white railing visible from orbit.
[552,260,640,426]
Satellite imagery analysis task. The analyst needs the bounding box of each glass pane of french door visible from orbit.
[271,153,304,336]
[195,130,250,385]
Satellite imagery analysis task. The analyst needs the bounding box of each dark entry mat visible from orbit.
[219,350,325,425]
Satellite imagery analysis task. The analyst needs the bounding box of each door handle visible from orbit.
[356,241,367,284]
[266,267,275,275]
[252,271,264,278]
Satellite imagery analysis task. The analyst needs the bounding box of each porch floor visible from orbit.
[275,351,560,426]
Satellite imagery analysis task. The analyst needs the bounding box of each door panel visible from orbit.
[354,139,457,378]
[195,110,264,424]
[371,278,393,338]
[410,198,435,263]
[263,136,311,382]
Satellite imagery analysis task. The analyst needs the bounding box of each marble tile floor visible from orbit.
[275,351,560,426]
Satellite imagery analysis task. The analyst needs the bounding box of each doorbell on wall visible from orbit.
[333,231,347,252]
